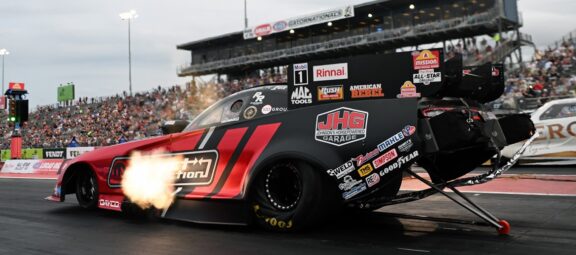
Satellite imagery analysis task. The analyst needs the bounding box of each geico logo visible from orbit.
[536,122,576,140]
[99,199,120,208]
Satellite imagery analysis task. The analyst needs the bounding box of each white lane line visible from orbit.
[198,126,215,149]
[161,187,183,218]
[401,189,576,197]
[397,248,430,253]
[0,176,56,180]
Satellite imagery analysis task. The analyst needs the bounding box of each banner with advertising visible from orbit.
[66,147,95,159]
[22,148,44,159]
[43,148,66,159]
[1,150,10,162]
[0,159,63,179]
[243,5,354,39]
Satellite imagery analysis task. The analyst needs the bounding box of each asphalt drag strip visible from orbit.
[1,178,575,254]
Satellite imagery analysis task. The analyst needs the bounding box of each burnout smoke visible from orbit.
[121,150,184,210]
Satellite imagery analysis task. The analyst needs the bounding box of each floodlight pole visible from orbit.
[244,0,248,29]
[128,18,133,96]
[120,10,137,97]
[0,48,9,93]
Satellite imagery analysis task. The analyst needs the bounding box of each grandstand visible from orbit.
[177,0,527,78]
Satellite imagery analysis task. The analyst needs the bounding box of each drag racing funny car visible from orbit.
[47,49,536,233]
[502,97,576,165]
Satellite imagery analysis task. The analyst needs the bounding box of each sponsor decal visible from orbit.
[379,150,419,176]
[357,163,373,177]
[272,21,288,31]
[251,92,265,105]
[271,106,287,112]
[66,147,95,159]
[412,50,440,70]
[291,86,312,104]
[243,106,258,119]
[261,105,272,114]
[398,139,414,153]
[377,132,404,152]
[413,69,441,85]
[342,183,367,199]
[253,205,294,229]
[108,150,219,188]
[365,173,380,188]
[354,148,379,167]
[270,85,287,90]
[254,24,272,37]
[326,161,355,179]
[397,81,421,98]
[313,63,348,81]
[350,83,384,98]
[43,148,66,159]
[99,198,121,210]
[402,125,416,137]
[315,107,368,146]
[293,63,309,85]
[1,159,63,174]
[243,6,354,39]
[338,175,363,191]
[372,148,398,169]
[317,85,344,101]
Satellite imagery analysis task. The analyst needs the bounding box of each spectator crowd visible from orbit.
[1,36,575,149]
[0,72,285,149]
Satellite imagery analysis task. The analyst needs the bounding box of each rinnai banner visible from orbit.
[1,159,63,175]
[66,147,95,159]
[243,6,354,39]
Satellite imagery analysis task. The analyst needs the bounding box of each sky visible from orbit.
[1,0,575,108]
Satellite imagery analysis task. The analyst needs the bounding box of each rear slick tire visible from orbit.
[75,169,99,209]
[251,161,336,231]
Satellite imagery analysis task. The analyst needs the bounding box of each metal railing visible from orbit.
[179,8,503,75]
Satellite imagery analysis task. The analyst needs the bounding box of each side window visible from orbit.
[221,99,245,123]
[540,103,576,120]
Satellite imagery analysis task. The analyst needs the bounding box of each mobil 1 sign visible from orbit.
[287,49,444,109]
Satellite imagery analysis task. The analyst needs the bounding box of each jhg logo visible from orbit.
[315,107,368,146]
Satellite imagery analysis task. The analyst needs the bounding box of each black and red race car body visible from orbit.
[47,50,534,228]
[47,85,419,224]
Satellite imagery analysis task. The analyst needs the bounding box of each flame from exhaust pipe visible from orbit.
[121,149,183,210]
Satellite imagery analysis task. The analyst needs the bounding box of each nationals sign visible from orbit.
[315,107,368,146]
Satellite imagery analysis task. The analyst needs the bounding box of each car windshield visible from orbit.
[184,85,287,131]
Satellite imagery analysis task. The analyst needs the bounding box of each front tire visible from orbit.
[75,169,99,209]
[251,161,337,231]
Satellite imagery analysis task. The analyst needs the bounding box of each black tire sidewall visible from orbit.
[75,169,99,209]
[251,161,329,231]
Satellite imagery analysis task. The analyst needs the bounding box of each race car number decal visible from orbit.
[107,150,219,188]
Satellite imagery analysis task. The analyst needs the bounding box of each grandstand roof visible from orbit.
[178,0,522,76]
[177,0,416,51]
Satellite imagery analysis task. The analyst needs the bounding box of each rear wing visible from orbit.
[286,49,504,109]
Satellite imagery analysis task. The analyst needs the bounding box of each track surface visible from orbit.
[1,168,576,255]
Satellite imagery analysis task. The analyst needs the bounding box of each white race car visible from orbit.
[502,97,576,165]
